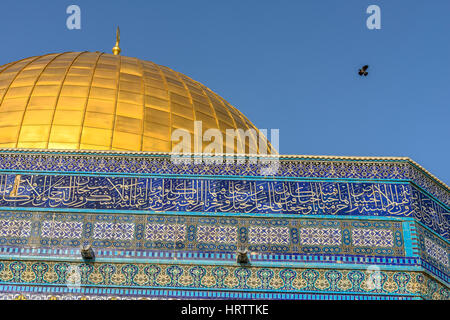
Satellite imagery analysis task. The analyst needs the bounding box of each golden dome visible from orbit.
[0,52,272,153]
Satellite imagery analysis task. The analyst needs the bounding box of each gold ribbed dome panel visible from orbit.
[0,52,272,153]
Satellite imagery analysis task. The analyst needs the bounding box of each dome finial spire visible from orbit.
[112,26,121,55]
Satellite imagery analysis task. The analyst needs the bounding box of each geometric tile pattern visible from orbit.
[415,223,449,284]
[0,211,406,257]
[299,228,341,246]
[425,238,449,268]
[197,225,237,243]
[0,219,32,238]
[145,223,186,242]
[93,223,135,241]
[0,291,416,300]
[41,221,83,239]
[352,229,394,247]
[0,149,446,300]
[248,226,290,245]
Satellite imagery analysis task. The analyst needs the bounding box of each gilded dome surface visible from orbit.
[0,52,271,153]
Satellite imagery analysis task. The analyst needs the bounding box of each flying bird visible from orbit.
[358,65,369,76]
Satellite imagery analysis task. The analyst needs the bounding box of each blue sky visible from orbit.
[1,0,449,183]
